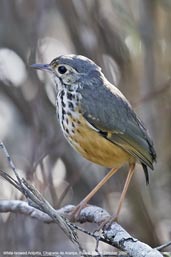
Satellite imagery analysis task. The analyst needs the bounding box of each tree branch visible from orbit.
[0,200,163,257]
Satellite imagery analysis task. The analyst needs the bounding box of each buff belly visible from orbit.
[68,117,134,168]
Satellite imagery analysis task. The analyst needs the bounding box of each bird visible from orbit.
[31,54,156,224]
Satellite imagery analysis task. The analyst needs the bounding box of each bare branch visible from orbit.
[0,200,163,257]
[0,142,23,188]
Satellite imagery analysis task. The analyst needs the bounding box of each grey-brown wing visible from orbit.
[79,75,156,169]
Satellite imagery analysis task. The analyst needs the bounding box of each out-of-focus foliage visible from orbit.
[0,0,171,254]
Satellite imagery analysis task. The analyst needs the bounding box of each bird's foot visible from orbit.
[94,214,118,232]
[68,200,88,222]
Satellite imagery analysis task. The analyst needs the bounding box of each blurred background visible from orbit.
[0,0,171,255]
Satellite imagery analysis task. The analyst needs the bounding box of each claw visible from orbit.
[68,200,88,222]
[94,215,118,232]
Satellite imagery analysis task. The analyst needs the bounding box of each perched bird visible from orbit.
[31,55,156,223]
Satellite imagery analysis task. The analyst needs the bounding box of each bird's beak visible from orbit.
[30,63,52,72]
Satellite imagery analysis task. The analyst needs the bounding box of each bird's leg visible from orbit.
[97,163,135,230]
[69,167,118,221]
[113,163,135,221]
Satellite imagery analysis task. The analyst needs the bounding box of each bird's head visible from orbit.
[31,54,101,88]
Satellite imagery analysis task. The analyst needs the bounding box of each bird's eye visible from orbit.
[58,65,67,74]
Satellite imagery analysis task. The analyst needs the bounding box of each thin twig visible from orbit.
[0,169,21,191]
[0,142,23,191]
[156,241,171,251]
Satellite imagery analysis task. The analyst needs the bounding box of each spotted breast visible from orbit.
[56,87,82,143]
